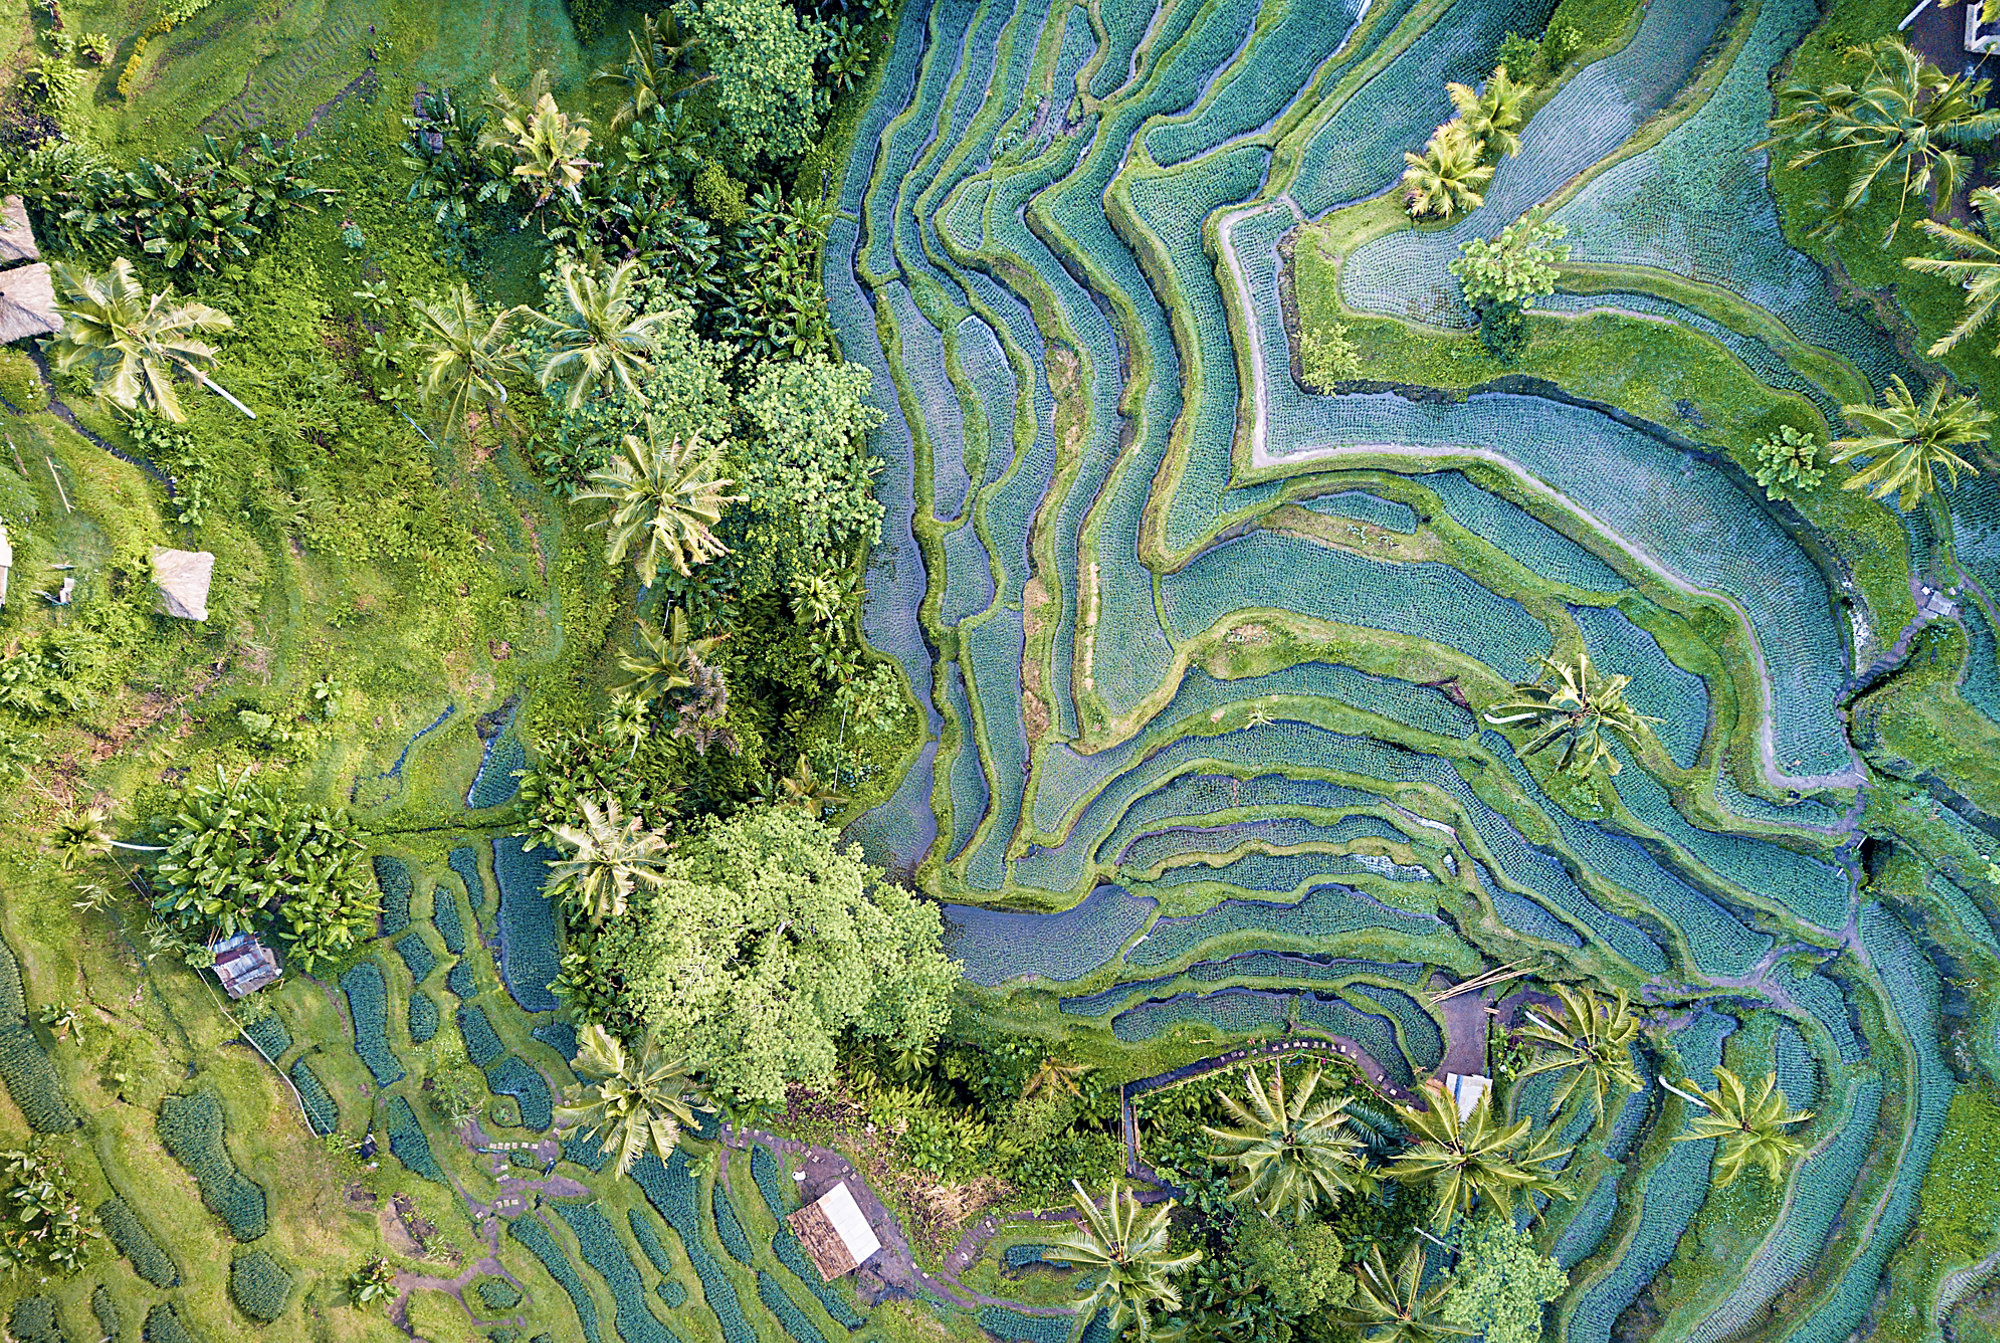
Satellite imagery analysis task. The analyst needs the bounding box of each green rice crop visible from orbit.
[458,1003,505,1068]
[474,1277,524,1311]
[758,1272,830,1343]
[630,1151,757,1343]
[448,959,476,999]
[90,1286,119,1343]
[408,990,441,1045]
[449,844,489,912]
[549,1200,677,1343]
[394,932,438,984]
[976,1307,1073,1343]
[713,1176,756,1264]
[492,841,562,1013]
[627,1208,688,1306]
[508,1214,604,1343]
[775,1229,867,1328]
[384,1095,448,1185]
[97,1196,180,1288]
[0,934,77,1133]
[7,1297,72,1343]
[486,1057,554,1131]
[434,882,469,955]
[751,1145,791,1218]
[289,1059,339,1136]
[143,1303,198,1343]
[374,854,413,937]
[156,1090,268,1241]
[339,962,404,1086]
[241,1012,292,1061]
[228,1249,294,1322]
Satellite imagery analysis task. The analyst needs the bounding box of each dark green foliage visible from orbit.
[475,1276,523,1311]
[713,1178,755,1264]
[507,1215,604,1343]
[0,934,78,1133]
[148,770,378,974]
[565,0,610,41]
[7,132,330,270]
[156,1091,268,1241]
[449,959,477,999]
[550,1201,676,1343]
[632,1152,757,1343]
[485,1057,554,1131]
[229,1249,295,1322]
[7,1297,73,1343]
[91,1285,121,1342]
[409,990,442,1045]
[491,841,563,1014]
[457,1002,505,1068]
[142,1302,197,1343]
[395,931,439,984]
[339,962,405,1085]
[533,1020,579,1061]
[240,1011,292,1061]
[375,855,414,936]
[656,1280,687,1308]
[976,1308,1069,1343]
[774,1229,866,1328]
[98,1196,181,1287]
[449,846,488,912]
[434,885,468,955]
[288,1059,339,1136]
[627,1207,680,1287]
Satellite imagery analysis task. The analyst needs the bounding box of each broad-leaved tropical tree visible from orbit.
[1514,985,1645,1118]
[1388,1081,1570,1229]
[536,259,673,411]
[1665,1066,1813,1187]
[575,423,740,585]
[1402,121,1493,219]
[1906,186,2000,356]
[545,795,673,926]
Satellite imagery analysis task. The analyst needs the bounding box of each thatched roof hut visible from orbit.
[785,1181,881,1280]
[0,262,60,344]
[152,548,214,621]
[0,197,38,266]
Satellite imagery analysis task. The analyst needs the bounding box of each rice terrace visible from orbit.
[1,0,1999,1334]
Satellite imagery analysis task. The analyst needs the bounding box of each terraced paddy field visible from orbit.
[830,0,2000,1333]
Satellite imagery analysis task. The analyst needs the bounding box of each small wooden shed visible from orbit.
[785,1181,882,1280]
[210,933,281,998]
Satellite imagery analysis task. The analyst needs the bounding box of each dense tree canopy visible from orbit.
[599,806,958,1103]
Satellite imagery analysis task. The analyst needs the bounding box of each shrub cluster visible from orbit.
[156,1090,268,1241]
[474,1276,523,1311]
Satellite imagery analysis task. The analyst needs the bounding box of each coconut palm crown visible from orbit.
[1045,1180,1200,1340]
[1763,37,2000,239]
[575,423,741,586]
[1905,186,2000,356]
[555,1024,709,1176]
[409,284,527,442]
[48,257,250,422]
[1828,374,1988,511]
[1514,985,1646,1118]
[1667,1066,1814,1187]
[1482,650,1662,776]
[535,258,673,412]
[1339,1243,1474,1343]
[1387,1081,1571,1230]
[1202,1062,1372,1222]
[1402,122,1493,219]
[544,794,673,926]
[1447,65,1529,158]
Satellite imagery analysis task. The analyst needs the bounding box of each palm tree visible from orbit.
[1905,186,2000,356]
[534,259,672,412]
[1387,1081,1571,1230]
[776,754,849,820]
[615,607,724,705]
[1202,1062,1372,1222]
[592,13,710,133]
[544,795,673,926]
[1339,1244,1473,1343]
[480,71,594,209]
[408,284,526,444]
[1482,651,1661,777]
[574,423,740,586]
[555,1024,709,1177]
[1828,374,1988,511]
[1448,66,1529,158]
[1514,985,1645,1118]
[1402,122,1493,219]
[1022,1056,1092,1100]
[48,258,253,422]
[1045,1181,1199,1340]
[1665,1067,1813,1187]
[1764,37,2000,239]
